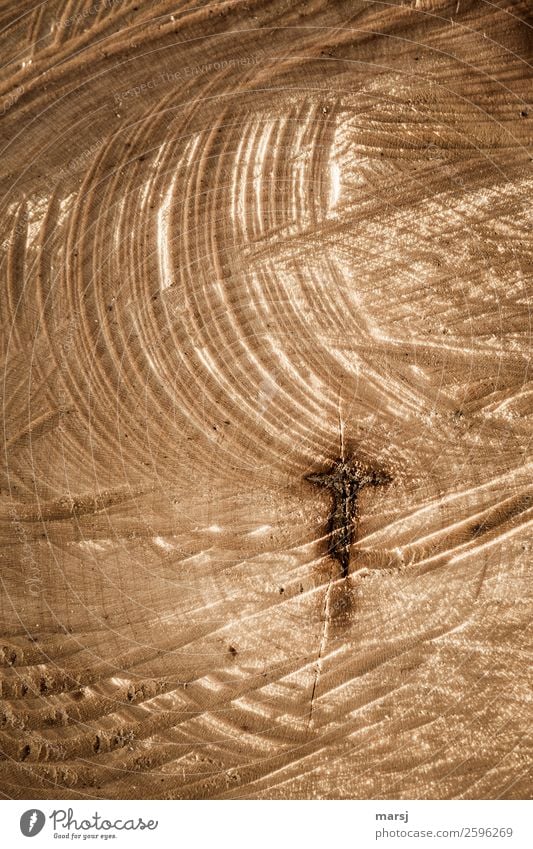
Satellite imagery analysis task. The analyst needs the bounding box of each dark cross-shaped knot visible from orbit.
[306,457,390,577]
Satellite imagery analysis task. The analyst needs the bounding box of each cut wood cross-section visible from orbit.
[0,0,531,800]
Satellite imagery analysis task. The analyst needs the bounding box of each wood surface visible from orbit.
[0,0,531,799]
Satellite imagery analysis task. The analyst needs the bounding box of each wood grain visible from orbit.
[0,0,531,799]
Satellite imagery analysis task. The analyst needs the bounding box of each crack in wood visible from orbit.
[306,457,390,577]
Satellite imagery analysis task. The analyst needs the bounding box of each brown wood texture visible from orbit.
[0,0,531,800]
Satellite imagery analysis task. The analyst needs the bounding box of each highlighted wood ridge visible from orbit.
[306,459,390,577]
